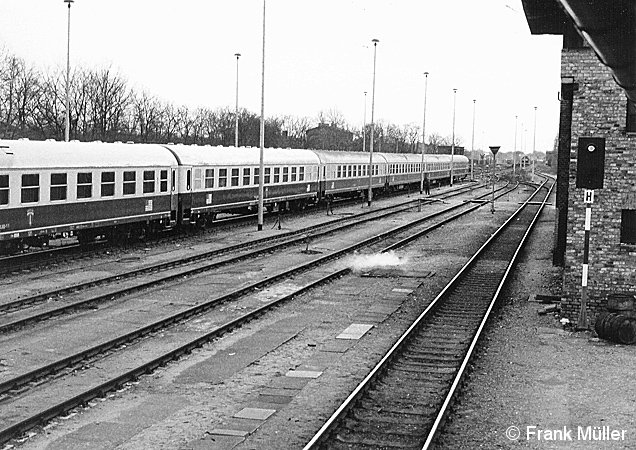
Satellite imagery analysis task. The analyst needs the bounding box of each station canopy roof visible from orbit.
[522,0,636,102]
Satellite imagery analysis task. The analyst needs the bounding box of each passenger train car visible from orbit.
[0,139,469,254]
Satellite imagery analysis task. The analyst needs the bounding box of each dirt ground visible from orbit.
[9,184,636,450]
[436,206,636,449]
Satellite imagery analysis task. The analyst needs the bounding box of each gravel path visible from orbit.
[436,205,636,449]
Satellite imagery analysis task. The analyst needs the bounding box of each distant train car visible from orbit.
[426,154,469,183]
[384,152,423,189]
[0,139,179,252]
[165,145,321,225]
[0,139,472,254]
[311,150,387,199]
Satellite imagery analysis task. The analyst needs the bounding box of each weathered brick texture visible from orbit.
[560,48,636,321]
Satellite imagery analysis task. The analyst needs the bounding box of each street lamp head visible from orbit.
[64,0,74,4]
[372,38,379,45]
[235,53,241,58]
[453,88,458,93]
[424,71,429,76]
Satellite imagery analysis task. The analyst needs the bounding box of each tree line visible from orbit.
[0,49,462,152]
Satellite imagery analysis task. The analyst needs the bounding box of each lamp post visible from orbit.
[234,53,241,147]
[63,0,74,142]
[362,91,367,153]
[420,71,429,194]
[532,106,537,177]
[450,88,457,186]
[367,38,379,207]
[257,0,266,231]
[489,146,500,213]
[470,98,476,181]
[513,115,518,177]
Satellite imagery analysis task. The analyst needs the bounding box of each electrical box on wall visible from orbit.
[576,137,605,189]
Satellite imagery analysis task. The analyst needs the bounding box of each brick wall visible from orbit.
[560,47,636,321]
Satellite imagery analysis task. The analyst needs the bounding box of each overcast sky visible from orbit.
[0,0,562,153]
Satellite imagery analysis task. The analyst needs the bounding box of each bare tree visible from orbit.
[403,123,421,153]
[317,108,347,128]
[31,69,66,139]
[88,67,130,141]
[132,91,161,142]
[0,54,23,137]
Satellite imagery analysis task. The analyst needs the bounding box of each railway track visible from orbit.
[303,176,553,449]
[0,182,496,323]
[0,183,478,275]
[0,179,522,446]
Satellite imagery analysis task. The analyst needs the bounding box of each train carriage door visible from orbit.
[179,167,193,224]
[170,168,178,225]
[319,164,326,199]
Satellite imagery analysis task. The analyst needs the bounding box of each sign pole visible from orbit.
[577,189,594,330]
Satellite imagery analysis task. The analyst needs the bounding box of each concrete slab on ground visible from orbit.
[174,318,304,385]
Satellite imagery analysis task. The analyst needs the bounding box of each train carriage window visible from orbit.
[353,165,357,177]
[205,169,214,188]
[264,167,271,184]
[273,167,280,183]
[337,166,342,178]
[299,167,305,181]
[218,169,227,188]
[50,173,67,201]
[282,167,289,182]
[160,170,168,192]
[193,169,202,190]
[347,165,352,177]
[0,175,8,205]
[77,172,93,199]
[243,168,250,185]
[253,168,259,185]
[101,172,115,197]
[143,170,155,193]
[374,165,379,176]
[291,167,297,182]
[123,171,136,195]
[21,174,39,203]
[231,168,239,187]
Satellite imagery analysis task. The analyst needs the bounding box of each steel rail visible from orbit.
[0,183,510,399]
[303,175,551,449]
[0,184,502,326]
[0,182,482,271]
[0,183,498,445]
[421,179,554,449]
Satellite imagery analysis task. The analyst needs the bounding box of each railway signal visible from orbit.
[489,146,500,213]
[575,137,605,330]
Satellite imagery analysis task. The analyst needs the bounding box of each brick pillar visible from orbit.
[553,80,574,266]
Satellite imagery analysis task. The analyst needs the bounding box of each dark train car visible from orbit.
[0,139,179,252]
[384,152,422,189]
[166,145,321,225]
[425,154,470,183]
[311,150,388,199]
